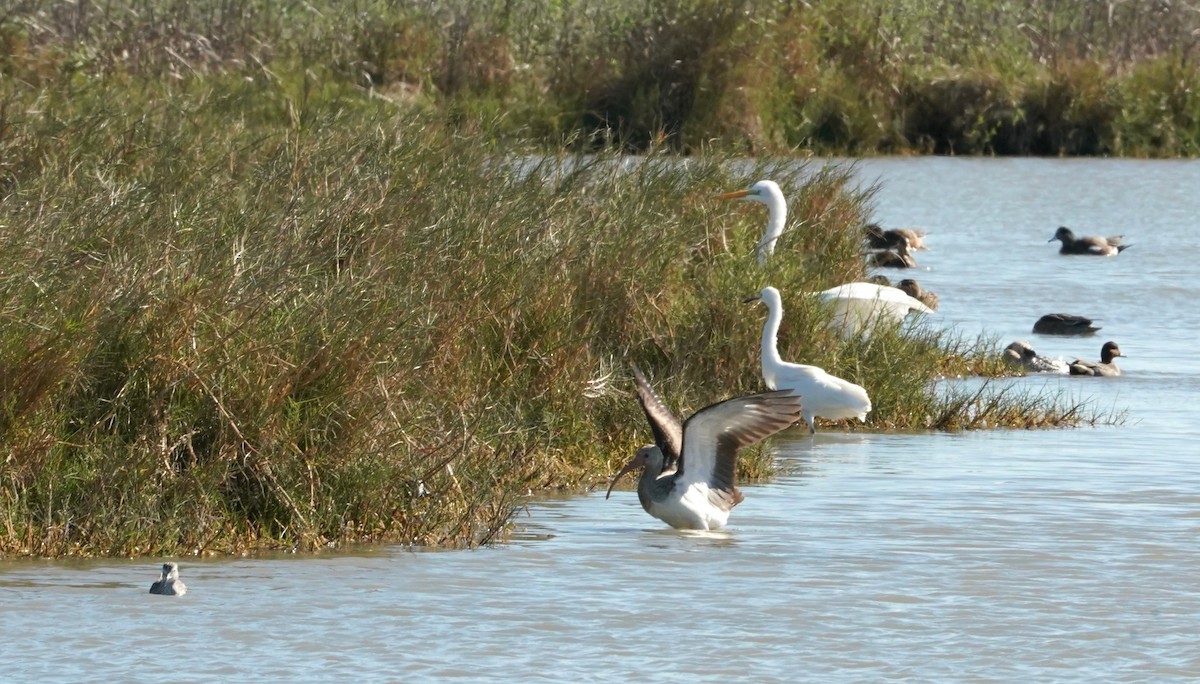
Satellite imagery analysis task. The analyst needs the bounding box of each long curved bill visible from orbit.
[604,457,642,499]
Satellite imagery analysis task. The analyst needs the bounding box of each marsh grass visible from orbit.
[5,1,1200,155]
[0,8,1118,557]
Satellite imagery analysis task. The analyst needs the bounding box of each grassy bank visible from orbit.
[0,5,1113,557]
[4,0,1199,155]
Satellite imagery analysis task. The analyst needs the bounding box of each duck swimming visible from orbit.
[1033,313,1101,336]
[149,562,187,596]
[868,239,917,268]
[896,278,939,311]
[1049,226,1129,256]
[865,224,927,251]
[1069,341,1125,376]
[1003,340,1069,374]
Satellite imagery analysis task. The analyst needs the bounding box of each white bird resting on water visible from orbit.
[716,179,932,338]
[716,179,788,265]
[746,286,873,434]
[149,562,187,596]
[605,366,804,531]
[815,281,933,339]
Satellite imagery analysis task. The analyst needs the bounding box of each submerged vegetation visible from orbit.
[0,1,1123,557]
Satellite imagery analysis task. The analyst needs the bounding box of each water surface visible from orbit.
[4,158,1199,682]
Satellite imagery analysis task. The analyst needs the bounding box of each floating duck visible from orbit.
[1068,341,1125,376]
[1050,226,1130,256]
[1003,340,1069,374]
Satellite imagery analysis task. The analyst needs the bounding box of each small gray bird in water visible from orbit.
[149,562,187,596]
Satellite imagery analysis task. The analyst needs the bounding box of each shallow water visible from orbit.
[4,158,1200,682]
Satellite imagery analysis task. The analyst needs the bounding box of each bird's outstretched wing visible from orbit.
[630,365,684,472]
[676,389,803,508]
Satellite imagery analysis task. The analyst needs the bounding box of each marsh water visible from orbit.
[3,158,1199,681]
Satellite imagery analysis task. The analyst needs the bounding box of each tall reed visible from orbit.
[0,7,1112,557]
[5,0,1200,155]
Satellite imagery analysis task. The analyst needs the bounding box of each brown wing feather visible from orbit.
[678,389,804,509]
[630,365,684,471]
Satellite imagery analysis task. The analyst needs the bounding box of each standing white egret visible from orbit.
[816,282,933,338]
[606,366,804,530]
[746,287,872,434]
[717,180,787,265]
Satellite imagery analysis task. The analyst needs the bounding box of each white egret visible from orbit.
[745,287,872,434]
[605,366,803,530]
[717,180,932,337]
[815,282,933,338]
[716,179,787,265]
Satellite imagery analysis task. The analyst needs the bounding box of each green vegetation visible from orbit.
[5,0,1198,155]
[0,1,1120,557]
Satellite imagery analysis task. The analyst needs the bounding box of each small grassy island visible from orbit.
[0,0,1159,556]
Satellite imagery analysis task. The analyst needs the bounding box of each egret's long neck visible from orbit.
[756,195,787,265]
[760,299,785,386]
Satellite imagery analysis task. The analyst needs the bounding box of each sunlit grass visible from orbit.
[2,1,1199,155]
[0,7,1129,556]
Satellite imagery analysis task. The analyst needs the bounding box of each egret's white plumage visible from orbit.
[605,366,803,530]
[746,287,873,434]
[815,282,933,338]
[717,181,932,339]
[717,180,787,265]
